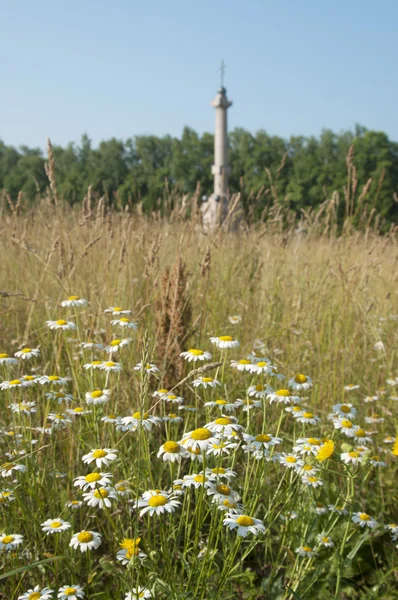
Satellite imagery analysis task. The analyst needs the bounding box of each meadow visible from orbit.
[0,186,397,600]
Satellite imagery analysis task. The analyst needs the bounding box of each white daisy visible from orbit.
[66,500,83,510]
[249,361,277,376]
[242,398,262,411]
[247,384,272,399]
[101,413,119,424]
[369,455,386,467]
[386,523,398,540]
[302,475,323,488]
[104,306,131,315]
[82,487,117,509]
[70,530,102,552]
[41,518,71,535]
[205,415,243,436]
[133,362,159,374]
[206,439,238,456]
[217,500,244,514]
[14,347,40,360]
[180,349,212,362]
[115,481,131,496]
[0,378,26,390]
[182,473,213,489]
[243,433,282,451]
[294,411,320,425]
[116,538,146,565]
[121,411,162,431]
[268,389,300,405]
[82,448,118,468]
[18,586,54,600]
[332,403,357,419]
[110,317,137,329]
[83,361,103,371]
[288,374,313,391]
[57,584,85,599]
[315,503,328,515]
[10,401,36,414]
[136,492,180,517]
[0,532,23,550]
[104,338,131,354]
[207,483,241,504]
[0,462,27,477]
[74,472,113,490]
[341,451,364,465]
[67,407,91,417]
[352,512,378,529]
[278,453,304,470]
[293,437,322,456]
[85,389,110,405]
[162,413,183,424]
[365,413,384,424]
[192,376,221,388]
[21,374,39,386]
[61,296,88,307]
[79,341,104,350]
[99,361,122,372]
[125,588,151,600]
[45,391,74,404]
[223,513,265,537]
[228,315,242,324]
[328,505,348,515]
[344,384,360,391]
[0,353,18,366]
[352,427,373,444]
[157,441,186,462]
[180,428,219,452]
[47,319,76,331]
[230,359,254,372]
[296,545,317,557]
[162,393,185,404]
[205,467,237,481]
[210,335,240,349]
[333,418,355,436]
[48,413,72,427]
[39,375,69,386]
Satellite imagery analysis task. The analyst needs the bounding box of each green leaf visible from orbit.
[285,585,304,600]
[0,556,65,581]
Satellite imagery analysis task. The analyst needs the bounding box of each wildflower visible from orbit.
[162,413,183,424]
[328,505,348,515]
[288,373,313,391]
[133,362,159,374]
[369,455,386,467]
[66,501,82,511]
[205,415,243,436]
[228,315,242,324]
[115,481,131,496]
[153,388,169,397]
[14,347,40,360]
[85,389,110,406]
[315,502,328,515]
[99,361,122,373]
[82,448,118,468]
[392,437,398,456]
[180,349,212,362]
[116,537,146,565]
[352,427,373,444]
[344,384,360,391]
[0,532,23,550]
[136,492,180,517]
[57,585,85,599]
[47,319,76,331]
[386,524,398,541]
[21,374,39,386]
[301,464,319,477]
[157,441,186,462]
[80,341,104,350]
[374,340,385,353]
[125,588,151,600]
[332,403,357,419]
[248,384,272,399]
[206,440,238,456]
[110,317,137,329]
[223,513,265,537]
[333,418,355,436]
[192,377,221,388]
[182,474,213,489]
[243,433,282,451]
[45,391,74,404]
[83,487,117,509]
[163,393,184,404]
[18,586,54,600]
[316,440,334,461]
[0,462,27,477]
[10,401,36,414]
[83,361,103,370]
[341,451,363,465]
[280,511,298,521]
[48,413,72,427]
[296,545,317,557]
[207,483,240,504]
[217,500,244,514]
[268,389,300,405]
[39,375,69,386]
[294,438,321,456]
[206,467,237,481]
[67,407,91,416]
[0,353,18,366]
[278,453,304,470]
[41,519,71,535]
[61,295,88,307]
[230,359,253,372]
[70,530,102,552]
[0,490,14,504]
[210,335,240,349]
[0,379,25,390]
[101,413,118,424]
[365,413,384,424]
[74,472,113,490]
[302,475,323,488]
[295,411,320,425]
[104,306,131,315]
[241,398,262,411]
[181,428,219,452]
[104,338,131,354]
[352,512,378,529]
[121,411,162,431]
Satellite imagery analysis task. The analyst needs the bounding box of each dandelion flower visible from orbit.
[41,519,71,535]
[210,336,240,349]
[223,513,265,537]
[0,532,23,550]
[82,448,118,468]
[57,584,85,599]
[0,353,18,366]
[74,472,113,490]
[136,492,180,517]
[61,296,88,307]
[47,319,76,331]
[70,530,102,552]
[18,586,54,600]
[352,512,378,529]
[180,349,212,362]
[110,317,137,329]
[14,347,40,360]
[316,440,334,461]
[288,373,313,391]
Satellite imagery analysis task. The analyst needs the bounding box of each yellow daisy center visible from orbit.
[190,428,212,440]
[236,515,254,526]
[302,412,314,418]
[119,318,130,323]
[28,594,41,600]
[216,484,231,495]
[157,389,168,394]
[215,399,227,405]
[22,348,31,353]
[359,513,370,521]
[51,521,62,528]
[341,419,352,428]
[68,295,79,300]
[91,361,102,366]
[255,384,264,391]
[163,441,180,453]
[302,465,313,471]
[85,473,101,483]
[113,307,123,311]
[322,536,330,543]
[110,339,121,346]
[132,411,149,420]
[64,589,77,596]
[302,546,312,552]
[24,376,36,381]
[73,407,84,413]
[93,488,108,499]
[276,389,290,396]
[308,438,320,445]
[77,531,93,543]
[188,349,204,356]
[307,477,318,483]
[92,449,107,459]
[355,429,366,437]
[286,456,297,463]
[91,390,103,398]
[238,359,250,365]
[219,336,233,342]
[255,434,271,443]
[9,380,21,385]
[340,405,351,413]
[55,319,67,326]
[193,475,206,483]
[0,353,9,358]
[212,468,226,474]
[294,374,307,383]
[105,361,115,367]
[48,375,60,381]
[202,377,213,383]
[187,447,201,455]
[148,494,167,507]
[223,499,237,508]
[257,361,268,367]
[214,417,231,426]
[2,535,14,544]
[349,451,360,458]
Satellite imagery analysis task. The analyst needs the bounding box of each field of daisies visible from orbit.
[0,209,398,600]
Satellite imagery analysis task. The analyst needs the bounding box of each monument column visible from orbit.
[211,86,232,221]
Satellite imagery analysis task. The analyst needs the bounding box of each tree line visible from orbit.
[1,125,397,223]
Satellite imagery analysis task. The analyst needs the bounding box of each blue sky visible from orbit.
[1,0,397,149]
